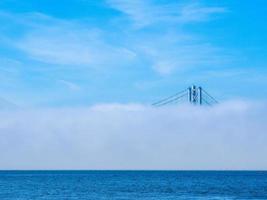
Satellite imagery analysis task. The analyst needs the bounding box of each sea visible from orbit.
[0,171,267,199]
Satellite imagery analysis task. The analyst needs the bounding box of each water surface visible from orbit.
[0,171,267,199]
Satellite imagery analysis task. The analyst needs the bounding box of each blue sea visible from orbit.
[0,171,267,199]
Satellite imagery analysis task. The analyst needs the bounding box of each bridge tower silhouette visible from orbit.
[152,85,218,106]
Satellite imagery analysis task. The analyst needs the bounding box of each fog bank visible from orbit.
[0,101,266,170]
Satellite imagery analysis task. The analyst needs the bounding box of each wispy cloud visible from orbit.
[2,10,231,76]
[0,12,136,67]
[105,0,230,75]
[133,33,233,75]
[179,3,226,23]
[1,5,228,75]
[107,0,227,27]
[58,79,81,91]
[15,17,136,67]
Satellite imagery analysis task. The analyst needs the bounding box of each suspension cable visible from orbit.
[152,89,187,106]
[154,93,188,107]
[202,89,218,103]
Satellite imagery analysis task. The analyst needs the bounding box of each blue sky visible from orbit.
[0,0,267,107]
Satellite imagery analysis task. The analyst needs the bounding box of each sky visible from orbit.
[0,0,266,107]
[0,0,267,170]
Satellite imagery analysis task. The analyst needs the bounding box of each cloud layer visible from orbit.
[0,101,266,170]
[1,1,229,74]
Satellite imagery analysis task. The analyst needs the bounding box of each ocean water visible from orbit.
[0,171,267,199]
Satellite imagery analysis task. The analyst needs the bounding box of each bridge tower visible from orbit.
[188,85,203,105]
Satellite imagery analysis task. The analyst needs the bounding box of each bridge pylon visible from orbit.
[188,85,203,105]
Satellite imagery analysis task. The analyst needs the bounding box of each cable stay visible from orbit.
[202,89,219,104]
[152,89,187,106]
[153,93,188,107]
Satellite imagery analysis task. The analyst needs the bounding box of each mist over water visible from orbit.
[0,101,266,170]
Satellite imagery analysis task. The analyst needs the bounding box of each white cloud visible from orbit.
[1,6,229,76]
[0,101,267,170]
[0,2,234,105]
[107,0,226,27]
[16,24,136,67]
[107,0,153,27]
[105,0,230,75]
[0,12,136,67]
[134,35,233,75]
[179,3,226,23]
